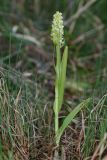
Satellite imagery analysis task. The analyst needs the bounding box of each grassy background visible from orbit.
[0,0,107,159]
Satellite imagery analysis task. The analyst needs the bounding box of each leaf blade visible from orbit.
[58,46,68,111]
[56,98,91,144]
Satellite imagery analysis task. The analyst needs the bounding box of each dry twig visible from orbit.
[65,0,97,25]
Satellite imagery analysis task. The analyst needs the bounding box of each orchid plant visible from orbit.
[51,11,91,146]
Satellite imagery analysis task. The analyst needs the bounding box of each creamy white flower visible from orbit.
[51,11,64,48]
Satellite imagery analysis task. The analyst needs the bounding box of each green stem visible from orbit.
[56,45,61,77]
[54,45,61,145]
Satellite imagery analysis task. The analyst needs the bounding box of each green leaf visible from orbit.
[56,98,91,144]
[58,46,68,111]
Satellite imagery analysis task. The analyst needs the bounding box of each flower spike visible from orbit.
[51,11,64,48]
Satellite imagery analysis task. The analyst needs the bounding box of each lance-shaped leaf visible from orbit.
[56,98,91,144]
[58,46,68,112]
